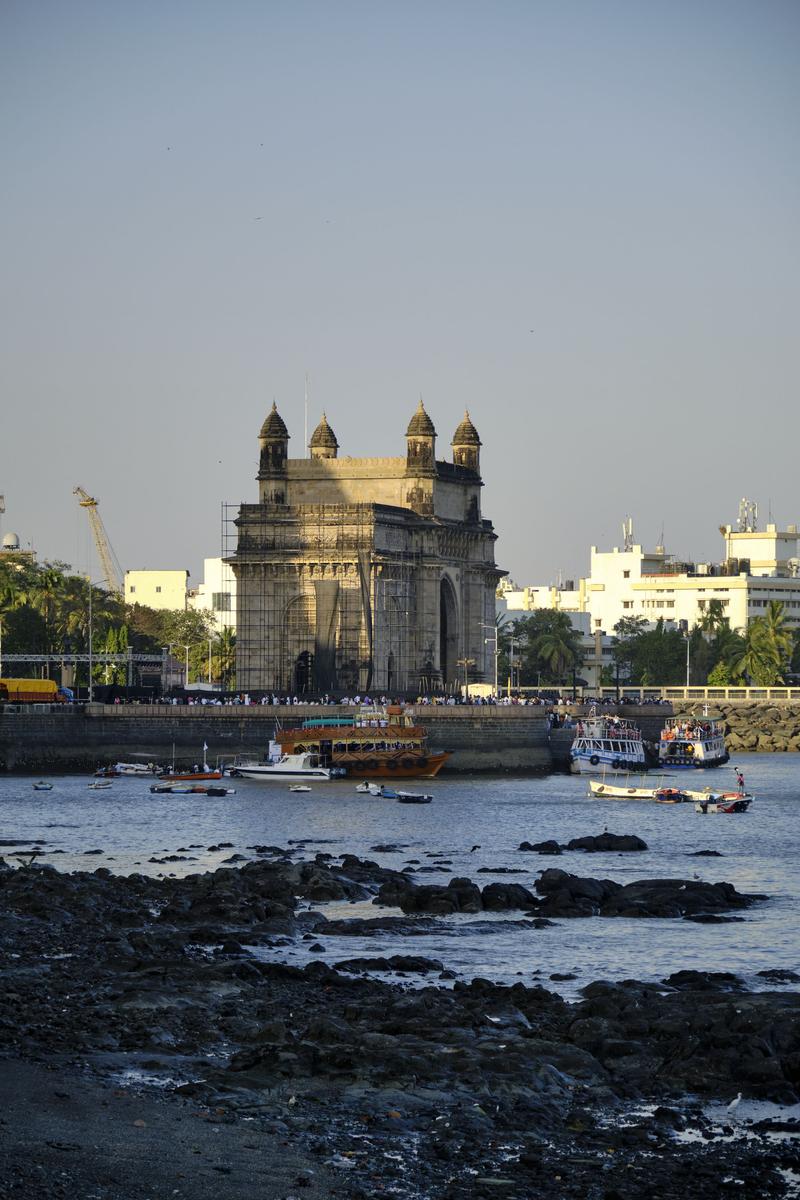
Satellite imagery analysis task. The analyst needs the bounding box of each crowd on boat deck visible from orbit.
[662,720,716,741]
[574,718,642,740]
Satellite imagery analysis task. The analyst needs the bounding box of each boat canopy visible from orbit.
[301,717,356,728]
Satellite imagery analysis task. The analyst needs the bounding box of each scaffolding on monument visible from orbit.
[223,498,431,697]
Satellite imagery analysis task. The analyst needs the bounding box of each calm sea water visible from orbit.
[2,754,798,999]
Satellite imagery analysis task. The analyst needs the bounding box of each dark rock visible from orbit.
[333,955,445,974]
[565,833,647,853]
[520,840,562,855]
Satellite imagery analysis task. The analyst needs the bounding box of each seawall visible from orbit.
[0,704,552,774]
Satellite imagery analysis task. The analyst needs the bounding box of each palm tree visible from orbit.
[533,612,583,681]
[761,601,793,669]
[711,625,746,680]
[214,627,237,689]
[735,618,781,685]
[29,567,66,657]
[697,599,727,635]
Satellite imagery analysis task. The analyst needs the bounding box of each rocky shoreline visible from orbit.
[1,847,799,1198]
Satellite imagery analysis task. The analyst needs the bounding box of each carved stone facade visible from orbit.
[230,402,503,694]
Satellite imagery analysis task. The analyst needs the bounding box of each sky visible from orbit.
[2,0,798,589]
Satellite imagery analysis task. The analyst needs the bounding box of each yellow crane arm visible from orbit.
[73,486,124,595]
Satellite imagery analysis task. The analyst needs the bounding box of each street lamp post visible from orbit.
[457,657,476,701]
[184,644,190,690]
[480,623,498,697]
[87,578,93,704]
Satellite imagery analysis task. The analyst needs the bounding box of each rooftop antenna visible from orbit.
[656,522,665,555]
[304,372,309,458]
[622,516,634,552]
[737,497,758,533]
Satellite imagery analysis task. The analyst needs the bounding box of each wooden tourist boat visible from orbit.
[275,707,451,780]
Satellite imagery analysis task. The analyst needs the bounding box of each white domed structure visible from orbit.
[2,532,20,550]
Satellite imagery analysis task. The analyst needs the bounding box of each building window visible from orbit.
[129,585,136,594]
[622,601,633,609]
[623,570,630,578]
[155,586,162,593]
[212,592,232,612]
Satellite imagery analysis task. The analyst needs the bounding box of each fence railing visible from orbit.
[596,686,800,702]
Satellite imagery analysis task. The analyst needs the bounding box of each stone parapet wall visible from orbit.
[0,704,552,773]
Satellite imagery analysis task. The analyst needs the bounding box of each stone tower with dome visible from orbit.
[229,400,503,694]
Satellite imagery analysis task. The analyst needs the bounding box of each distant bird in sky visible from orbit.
[254,217,263,221]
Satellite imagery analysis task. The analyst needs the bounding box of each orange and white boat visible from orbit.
[275,707,451,780]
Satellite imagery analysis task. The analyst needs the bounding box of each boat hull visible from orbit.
[158,771,223,782]
[232,766,334,781]
[571,753,647,775]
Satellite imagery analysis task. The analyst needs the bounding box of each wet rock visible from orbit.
[757,969,800,983]
[333,955,445,974]
[481,882,538,911]
[519,840,562,855]
[565,833,647,853]
[534,870,764,920]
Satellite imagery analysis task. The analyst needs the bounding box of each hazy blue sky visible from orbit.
[2,0,798,588]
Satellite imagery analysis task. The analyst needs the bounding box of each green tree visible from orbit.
[213,628,237,689]
[505,611,584,685]
[612,615,648,681]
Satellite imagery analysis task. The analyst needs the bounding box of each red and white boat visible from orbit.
[690,789,753,813]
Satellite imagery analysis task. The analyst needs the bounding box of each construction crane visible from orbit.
[73,487,124,595]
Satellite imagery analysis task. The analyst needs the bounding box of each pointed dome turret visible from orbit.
[309,412,339,459]
[405,398,437,438]
[259,401,289,441]
[451,409,481,474]
[257,402,289,503]
[405,397,437,482]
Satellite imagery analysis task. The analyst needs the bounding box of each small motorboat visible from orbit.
[289,784,312,793]
[88,781,113,790]
[150,783,235,796]
[654,788,690,804]
[693,792,753,814]
[355,781,397,797]
[396,791,433,804]
[32,781,53,791]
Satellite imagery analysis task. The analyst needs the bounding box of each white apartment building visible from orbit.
[188,557,237,634]
[125,569,189,610]
[503,511,800,636]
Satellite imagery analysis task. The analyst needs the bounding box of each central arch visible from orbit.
[439,576,459,688]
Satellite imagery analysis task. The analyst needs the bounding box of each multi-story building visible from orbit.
[188,557,237,634]
[124,569,189,611]
[503,507,800,636]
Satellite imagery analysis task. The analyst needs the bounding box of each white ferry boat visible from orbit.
[229,751,344,782]
[568,710,647,774]
[658,709,728,769]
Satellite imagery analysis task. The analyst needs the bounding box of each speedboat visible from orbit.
[356,781,383,795]
[690,789,753,813]
[32,781,53,791]
[114,762,157,777]
[230,752,337,781]
[289,784,312,793]
[396,791,433,804]
[88,781,113,790]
